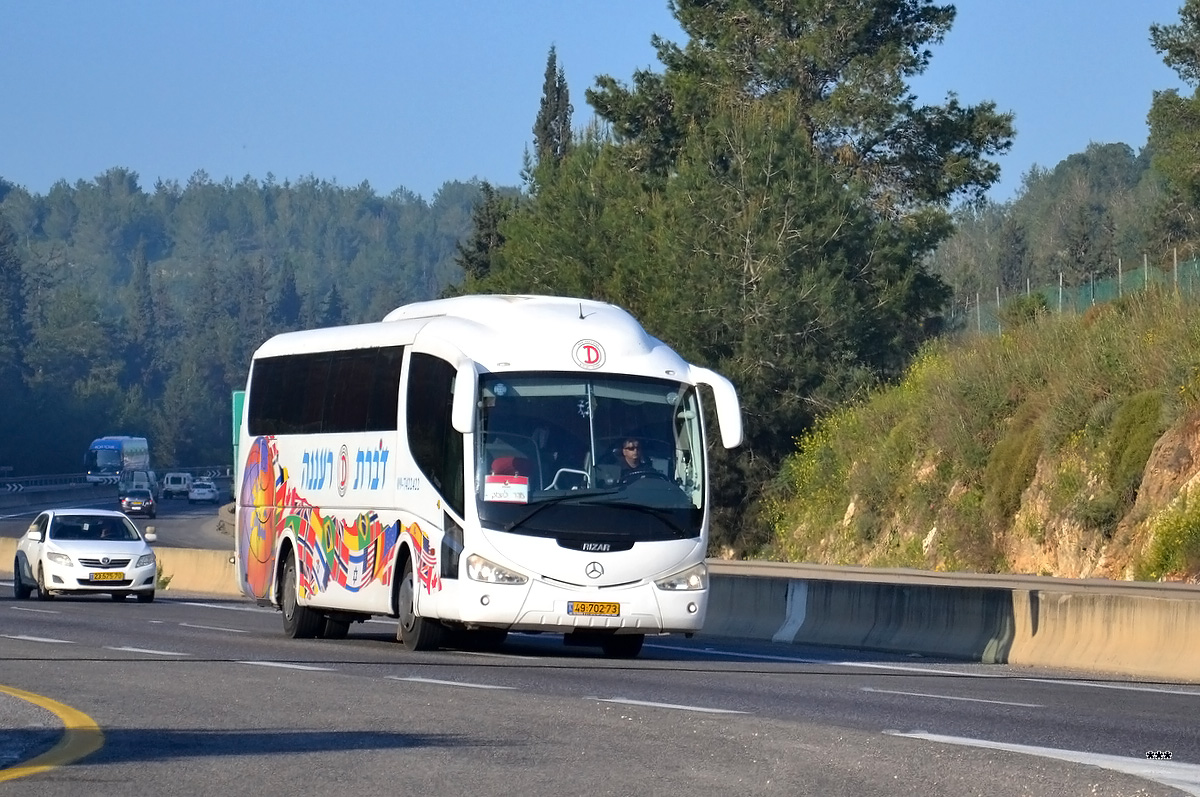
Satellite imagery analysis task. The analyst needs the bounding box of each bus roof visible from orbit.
[252,294,696,381]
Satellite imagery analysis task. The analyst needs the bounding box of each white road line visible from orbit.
[237,661,334,671]
[106,646,191,657]
[889,731,1200,796]
[591,697,747,714]
[9,606,58,614]
[389,676,515,690]
[860,686,1043,707]
[182,601,275,614]
[1021,678,1200,697]
[648,642,992,676]
[179,622,248,633]
[1,634,74,644]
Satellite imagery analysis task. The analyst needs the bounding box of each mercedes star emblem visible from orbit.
[585,562,604,579]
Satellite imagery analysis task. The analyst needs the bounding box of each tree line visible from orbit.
[0,171,481,474]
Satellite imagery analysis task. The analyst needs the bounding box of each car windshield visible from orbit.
[49,516,140,541]
[127,489,152,499]
[193,481,214,489]
[473,372,707,543]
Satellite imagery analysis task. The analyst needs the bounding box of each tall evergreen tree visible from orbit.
[533,45,573,166]
[1149,0,1200,252]
[452,182,515,287]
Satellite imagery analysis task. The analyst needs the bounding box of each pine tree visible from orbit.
[533,45,573,166]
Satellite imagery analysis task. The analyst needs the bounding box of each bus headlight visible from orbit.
[655,562,707,591]
[466,554,528,585]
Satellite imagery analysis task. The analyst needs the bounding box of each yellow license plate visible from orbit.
[90,572,123,582]
[568,601,619,616]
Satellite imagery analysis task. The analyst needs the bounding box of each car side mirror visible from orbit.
[24,529,41,541]
[144,528,157,543]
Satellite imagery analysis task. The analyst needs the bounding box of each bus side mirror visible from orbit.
[451,361,477,434]
[690,366,743,449]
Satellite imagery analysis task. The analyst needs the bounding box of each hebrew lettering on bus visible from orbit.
[353,441,389,490]
[301,448,335,491]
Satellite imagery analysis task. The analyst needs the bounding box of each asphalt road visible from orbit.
[0,484,234,551]
[0,588,1197,795]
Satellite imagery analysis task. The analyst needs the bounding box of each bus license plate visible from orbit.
[568,601,619,617]
[91,572,122,581]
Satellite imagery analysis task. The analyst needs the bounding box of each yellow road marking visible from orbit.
[0,684,104,782]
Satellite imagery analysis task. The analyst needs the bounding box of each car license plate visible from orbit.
[567,601,619,616]
[90,572,123,582]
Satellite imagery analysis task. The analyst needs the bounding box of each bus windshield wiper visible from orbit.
[502,489,620,532]
[583,500,695,539]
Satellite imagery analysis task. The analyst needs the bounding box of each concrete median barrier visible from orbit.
[154,547,242,596]
[700,570,1200,682]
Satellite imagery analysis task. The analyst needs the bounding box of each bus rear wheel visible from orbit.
[396,558,443,651]
[281,553,322,639]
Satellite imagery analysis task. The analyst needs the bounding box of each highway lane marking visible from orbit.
[1,634,75,644]
[590,697,747,714]
[0,684,104,783]
[389,676,515,690]
[9,606,58,614]
[860,687,1043,707]
[649,642,993,676]
[105,646,190,657]
[181,601,275,614]
[888,731,1200,796]
[237,661,334,671]
[1021,678,1200,697]
[179,622,248,633]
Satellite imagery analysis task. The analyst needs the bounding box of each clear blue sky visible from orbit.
[1,1,1189,204]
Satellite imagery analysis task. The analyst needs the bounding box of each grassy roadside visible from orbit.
[763,287,1200,581]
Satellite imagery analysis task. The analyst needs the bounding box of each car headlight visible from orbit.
[136,553,155,567]
[655,562,707,591]
[466,554,527,585]
[46,551,73,567]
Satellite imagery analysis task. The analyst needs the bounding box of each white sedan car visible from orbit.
[188,479,220,504]
[13,508,158,602]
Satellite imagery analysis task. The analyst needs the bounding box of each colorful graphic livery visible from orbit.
[235,294,742,657]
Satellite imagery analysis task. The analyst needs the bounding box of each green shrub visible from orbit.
[1106,390,1165,505]
[1135,493,1200,580]
[156,564,173,590]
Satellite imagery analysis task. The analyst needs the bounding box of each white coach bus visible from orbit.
[234,294,741,657]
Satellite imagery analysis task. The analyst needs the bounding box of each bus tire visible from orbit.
[397,557,442,651]
[322,617,350,639]
[601,634,644,659]
[281,553,322,639]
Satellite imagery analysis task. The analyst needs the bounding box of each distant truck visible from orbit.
[85,436,149,483]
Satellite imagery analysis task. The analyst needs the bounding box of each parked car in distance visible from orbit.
[188,479,220,504]
[119,488,157,518]
[162,471,193,499]
[13,508,158,602]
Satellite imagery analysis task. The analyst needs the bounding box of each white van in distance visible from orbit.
[162,472,193,499]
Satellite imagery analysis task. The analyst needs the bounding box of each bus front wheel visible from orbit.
[281,553,322,639]
[396,558,443,651]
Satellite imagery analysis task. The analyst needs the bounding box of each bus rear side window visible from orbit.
[248,347,404,436]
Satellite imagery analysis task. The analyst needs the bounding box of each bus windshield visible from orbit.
[474,373,706,543]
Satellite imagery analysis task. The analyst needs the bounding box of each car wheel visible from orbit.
[111,592,128,601]
[136,591,155,603]
[13,557,32,600]
[396,557,443,651]
[36,563,54,601]
[280,553,322,638]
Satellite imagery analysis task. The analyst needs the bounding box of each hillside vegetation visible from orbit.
[764,288,1200,582]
